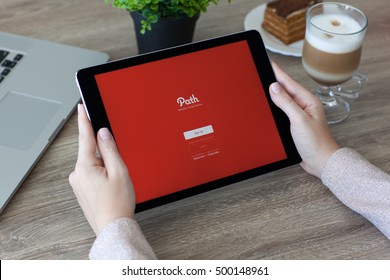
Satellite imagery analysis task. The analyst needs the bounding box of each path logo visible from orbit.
[177,94,200,107]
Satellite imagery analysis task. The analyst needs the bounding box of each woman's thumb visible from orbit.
[269,82,303,120]
[97,128,125,175]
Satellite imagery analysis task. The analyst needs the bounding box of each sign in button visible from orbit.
[183,125,214,140]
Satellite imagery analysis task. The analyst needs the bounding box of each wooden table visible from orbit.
[1,0,389,259]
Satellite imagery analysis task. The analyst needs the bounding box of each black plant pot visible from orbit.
[130,12,199,54]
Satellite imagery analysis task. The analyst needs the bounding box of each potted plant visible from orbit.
[105,0,231,53]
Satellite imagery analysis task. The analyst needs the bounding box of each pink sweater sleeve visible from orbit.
[89,217,157,260]
[321,148,390,239]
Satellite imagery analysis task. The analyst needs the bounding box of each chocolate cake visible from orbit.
[262,0,322,45]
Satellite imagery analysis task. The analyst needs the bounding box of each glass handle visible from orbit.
[336,72,368,99]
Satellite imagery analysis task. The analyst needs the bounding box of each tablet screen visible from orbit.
[77,31,300,211]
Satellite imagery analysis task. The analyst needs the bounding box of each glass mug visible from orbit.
[302,2,368,124]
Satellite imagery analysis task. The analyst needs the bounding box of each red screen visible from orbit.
[95,41,287,203]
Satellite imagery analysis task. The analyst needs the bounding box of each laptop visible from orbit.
[0,31,109,213]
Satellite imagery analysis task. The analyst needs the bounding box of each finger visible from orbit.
[68,171,75,188]
[77,104,100,165]
[96,127,128,177]
[271,62,317,109]
[270,82,306,122]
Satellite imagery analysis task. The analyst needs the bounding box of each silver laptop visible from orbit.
[0,32,109,213]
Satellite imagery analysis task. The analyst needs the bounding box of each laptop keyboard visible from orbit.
[0,49,24,84]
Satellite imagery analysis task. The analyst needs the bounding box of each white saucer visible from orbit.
[244,4,303,57]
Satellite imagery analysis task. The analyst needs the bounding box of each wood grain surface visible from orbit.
[0,0,389,259]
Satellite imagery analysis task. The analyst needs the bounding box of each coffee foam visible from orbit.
[306,14,363,54]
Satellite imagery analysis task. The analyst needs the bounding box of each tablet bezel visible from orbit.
[76,30,301,212]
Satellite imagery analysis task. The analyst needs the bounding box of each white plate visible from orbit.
[244,3,303,57]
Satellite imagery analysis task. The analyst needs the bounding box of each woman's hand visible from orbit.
[269,62,339,178]
[69,104,136,235]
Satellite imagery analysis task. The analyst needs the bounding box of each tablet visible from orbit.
[76,30,301,212]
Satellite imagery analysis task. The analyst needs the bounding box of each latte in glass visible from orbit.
[303,13,364,86]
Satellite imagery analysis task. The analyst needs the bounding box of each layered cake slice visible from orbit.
[262,0,321,45]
